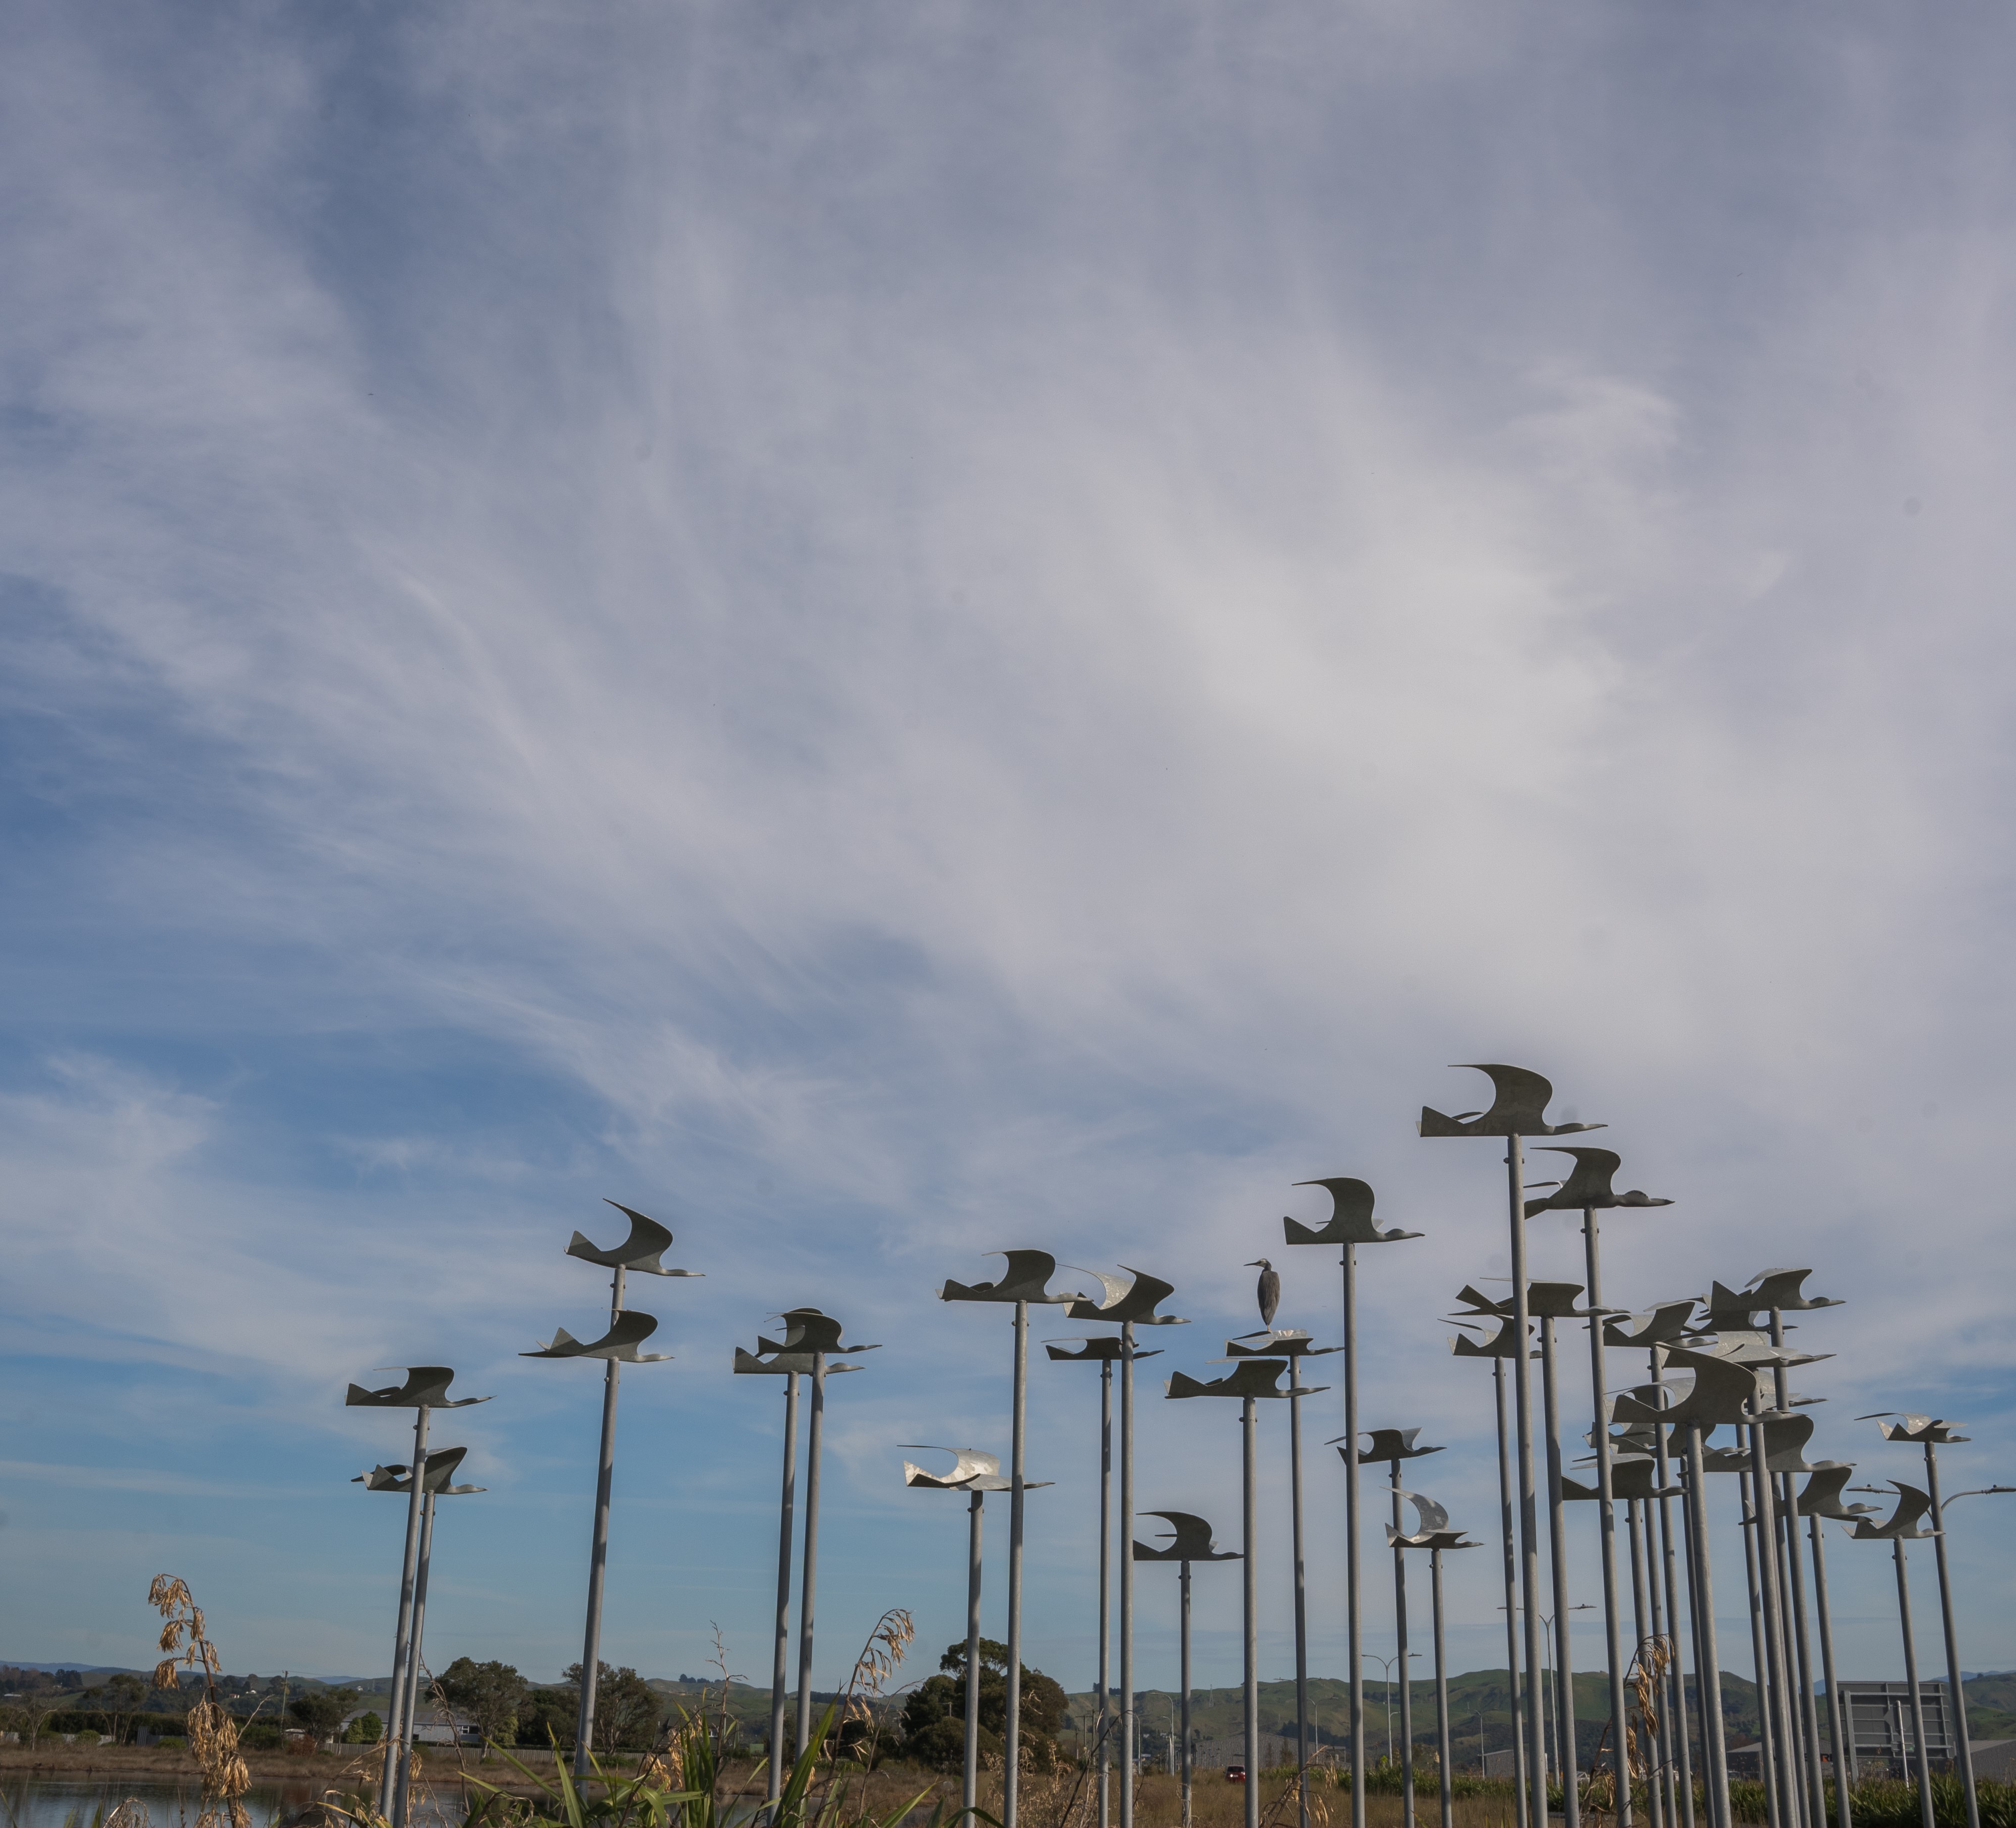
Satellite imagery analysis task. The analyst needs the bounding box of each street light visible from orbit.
[1362,1652,1421,1769]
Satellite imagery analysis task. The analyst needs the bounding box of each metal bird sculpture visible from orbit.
[1226,1328,1339,1359]
[1521,1147,1673,1218]
[522,1308,671,1363]
[1284,1176,1424,1246]
[1563,1455,1675,1503]
[1064,1266,1188,1325]
[1133,1510,1242,1562]
[1746,1268,1843,1313]
[352,1445,485,1495]
[1448,1315,1532,1359]
[901,1445,1051,1492]
[1045,1337,1164,1363]
[1858,1412,1970,1444]
[1248,1260,1280,1329]
[1609,1347,1759,1429]
[345,1367,490,1409]
[941,1250,1083,1305]
[1602,1299,1700,1348]
[1798,1466,1880,1520]
[1167,1359,1319,1401]
[565,1202,701,1277]
[1417,1064,1606,1140]
[1849,1480,1936,1540]
[1338,1426,1446,1465]
[1384,1490,1480,1551]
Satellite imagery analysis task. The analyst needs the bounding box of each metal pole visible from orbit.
[379,1404,431,1810]
[1244,1394,1260,1828]
[1007,1301,1029,1828]
[794,1349,827,1761]
[1541,1316,1581,1828]
[1344,1242,1367,1828]
[576,1263,626,1776]
[1433,1549,1454,1828]
[1683,1424,1732,1828]
[964,1490,984,1820]
[1182,1561,1194,1828]
[1739,1465,1783,1828]
[1101,1360,1113,1828]
[1631,1498,1668,1828]
[769,1371,801,1802]
[392,1490,438,1828]
[1806,1517,1852,1828]
[1393,1456,1416,1828]
[1652,1355,1697,1828]
[1496,1357,1532,1828]
[1748,1418,1801,1828]
[1508,1138,1551,1828]
[1583,1211,1633,1828]
[1120,1319,1136,1828]
[1293,1358,1311,1828]
[1922,1444,1980,1828]
[1893,1543,1934,1828]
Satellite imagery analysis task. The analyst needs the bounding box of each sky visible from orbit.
[4,0,2016,1708]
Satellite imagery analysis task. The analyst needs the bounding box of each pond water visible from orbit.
[0,1779,467,1828]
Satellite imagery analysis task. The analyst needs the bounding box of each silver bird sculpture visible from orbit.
[566,1201,701,1277]
[345,1367,490,1409]
[941,1249,1083,1305]
[1417,1064,1606,1140]
[1283,1177,1425,1246]
[522,1308,672,1363]
[1521,1146,1673,1218]
[1133,1510,1242,1562]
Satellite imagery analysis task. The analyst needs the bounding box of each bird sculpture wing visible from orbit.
[1285,1177,1423,1245]
[1523,1147,1623,1215]
[1419,1063,1606,1139]
[1760,1412,1821,1474]
[1526,1281,1587,1319]
[1045,1338,1125,1362]
[1401,1490,1452,1535]
[1746,1268,1840,1312]
[901,1445,1001,1489]
[1116,1267,1186,1324]
[418,1446,470,1493]
[735,1345,816,1375]
[778,1308,847,1353]
[353,1463,412,1492]
[1851,1480,1935,1539]
[1452,1284,1513,1316]
[1798,1466,1877,1519]
[944,1249,1077,1304]
[1449,1316,1529,1359]
[345,1366,487,1409]
[1653,1348,1763,1429]
[1604,1299,1699,1347]
[1064,1269,1132,1318]
[564,1202,698,1277]
[522,1308,669,1362]
[1703,1280,1762,1332]
[1135,1510,1237,1561]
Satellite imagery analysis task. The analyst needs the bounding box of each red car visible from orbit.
[1226,1765,1248,1784]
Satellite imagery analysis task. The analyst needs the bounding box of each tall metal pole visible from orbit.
[1806,1516,1851,1828]
[1540,1316,1580,1828]
[1892,1544,1934,1828]
[1292,1357,1311,1828]
[1432,1548,1454,1828]
[1343,1242,1367,1828]
[794,1349,827,1760]
[964,1490,985,1820]
[1495,1357,1531,1828]
[392,1490,438,1828]
[1244,1395,1260,1828]
[1007,1301,1029,1828]
[1100,1359,1114,1828]
[1120,1319,1136,1828]
[1683,1424,1732,1828]
[1748,1419,1801,1828]
[1630,1499,1669,1828]
[1181,1558,1194,1828]
[380,1404,431,1809]
[1922,1445,1980,1828]
[575,1263,626,1776]
[768,1371,801,1801]
[1508,1139,1550,1828]
[1583,1212,1634,1828]
[1739,1466,1783,1828]
[1392,1456,1417,1828]
[1652,1355,1697,1828]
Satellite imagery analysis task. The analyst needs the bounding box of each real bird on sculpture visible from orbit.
[1522,1146,1673,1218]
[566,1201,701,1277]
[1384,1490,1480,1551]
[941,1250,1083,1305]
[1857,1412,1970,1445]
[1132,1510,1241,1562]
[345,1367,490,1409]
[1283,1177,1425,1247]
[1226,1328,1338,1360]
[900,1445,1051,1493]
[1064,1266,1189,1326]
[1848,1480,1936,1540]
[1167,1359,1322,1401]
[1247,1259,1281,1328]
[1045,1337,1164,1364]
[1336,1426,1446,1465]
[1417,1064,1605,1140]
[352,1445,485,1495]
[522,1308,672,1363]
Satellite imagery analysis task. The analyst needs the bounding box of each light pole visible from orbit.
[1134,1510,1239,1828]
[941,1251,1083,1828]
[1284,1173,1423,1828]
[522,1202,697,1777]
[1363,1653,1421,1770]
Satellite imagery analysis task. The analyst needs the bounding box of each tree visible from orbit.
[517,1687,578,1751]
[899,1642,1064,1771]
[344,1713,384,1745]
[288,1686,358,1745]
[102,1673,149,1744]
[437,1659,527,1749]
[560,1664,661,1755]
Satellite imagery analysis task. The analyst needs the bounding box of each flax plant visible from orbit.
[148,1575,252,1828]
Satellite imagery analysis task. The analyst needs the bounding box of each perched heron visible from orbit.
[1249,1259,1280,1328]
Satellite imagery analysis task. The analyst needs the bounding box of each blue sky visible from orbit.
[3,0,2015,1704]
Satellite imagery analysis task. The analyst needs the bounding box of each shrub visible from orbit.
[158,1736,189,1751]
[241,1725,284,1750]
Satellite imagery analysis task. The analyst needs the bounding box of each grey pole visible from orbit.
[1344,1241,1367,1828]
[1806,1516,1851,1828]
[768,1370,801,1802]
[1432,1548,1454,1828]
[380,1403,431,1810]
[1244,1394,1260,1828]
[1740,1465,1784,1828]
[1120,1319,1136,1828]
[1921,1445,1980,1828]
[1293,1357,1312,1828]
[392,1490,438,1828]
[1494,1358,1531,1828]
[1101,1359,1114,1828]
[1582,1210,1634,1828]
[1892,1543,1934,1828]
[1683,1424,1732,1828]
[964,1490,985,1821]
[1008,1300,1029,1828]
[1747,1420,1801,1828]
[794,1349,827,1761]
[1390,1455,1417,1828]
[1630,1499,1668,1828]
[575,1262,626,1776]
[1507,1138,1551,1828]
[1540,1314,1581,1828]
[1651,1355,1697,1828]
[1181,1559,1194,1828]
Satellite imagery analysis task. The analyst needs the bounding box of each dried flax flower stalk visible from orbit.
[150,1573,252,1828]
